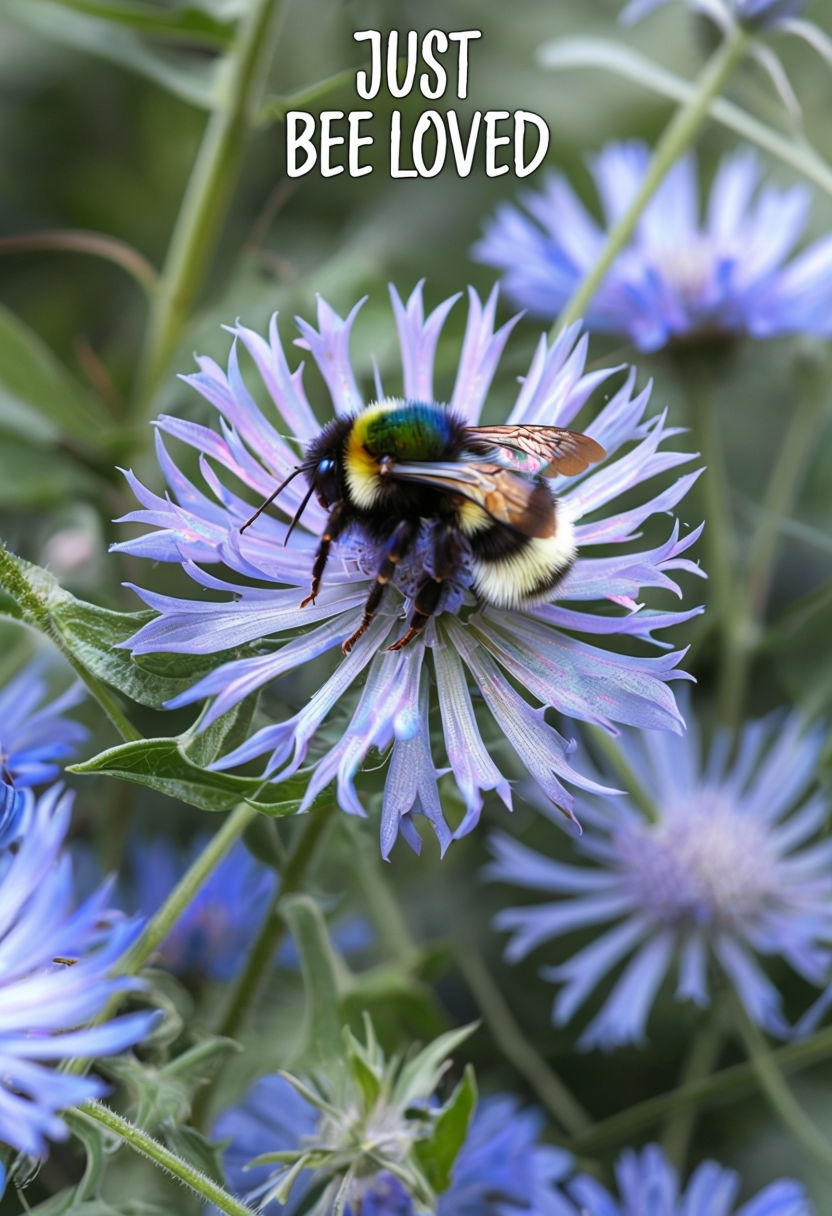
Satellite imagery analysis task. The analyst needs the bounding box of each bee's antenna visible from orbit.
[283,481,317,547]
[239,464,311,535]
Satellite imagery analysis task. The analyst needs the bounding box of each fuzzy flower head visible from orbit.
[565,1144,812,1216]
[487,707,832,1049]
[0,658,86,848]
[474,144,832,352]
[0,786,157,1157]
[213,1073,574,1216]
[117,285,702,855]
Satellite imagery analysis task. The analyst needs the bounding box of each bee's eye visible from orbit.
[315,456,339,505]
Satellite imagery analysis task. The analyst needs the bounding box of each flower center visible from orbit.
[650,235,717,308]
[618,796,777,929]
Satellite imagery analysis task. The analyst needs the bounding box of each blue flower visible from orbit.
[0,657,87,847]
[620,0,811,30]
[126,837,276,981]
[212,1079,574,1216]
[0,786,157,1157]
[565,1144,812,1216]
[486,707,832,1049]
[474,144,832,351]
[115,285,702,855]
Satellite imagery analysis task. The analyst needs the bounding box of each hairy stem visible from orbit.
[555,26,748,332]
[70,1103,256,1216]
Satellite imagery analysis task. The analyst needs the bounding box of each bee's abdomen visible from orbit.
[469,512,577,609]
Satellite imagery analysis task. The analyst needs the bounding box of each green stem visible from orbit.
[0,541,140,743]
[687,381,743,731]
[134,0,285,411]
[555,25,748,333]
[586,722,658,823]
[70,1103,256,1216]
[571,1025,832,1152]
[661,1013,725,1172]
[120,801,260,976]
[744,357,827,627]
[456,944,592,1137]
[344,821,419,966]
[219,802,338,1039]
[64,802,259,1076]
[192,801,339,1127]
[733,1004,832,1178]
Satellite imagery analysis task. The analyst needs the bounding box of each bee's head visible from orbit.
[310,454,339,507]
[304,417,351,508]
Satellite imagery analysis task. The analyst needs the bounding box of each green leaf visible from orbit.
[414,1065,477,1194]
[41,0,236,46]
[0,304,112,445]
[347,1040,382,1113]
[4,0,223,109]
[69,736,317,814]
[181,693,259,768]
[392,1024,478,1111]
[331,1164,357,1216]
[538,36,832,202]
[0,547,255,709]
[281,896,348,1080]
[242,814,286,871]
[257,67,356,126]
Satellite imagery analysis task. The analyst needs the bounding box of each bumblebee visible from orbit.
[241,400,604,653]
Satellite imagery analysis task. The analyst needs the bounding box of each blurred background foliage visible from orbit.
[2,0,832,1210]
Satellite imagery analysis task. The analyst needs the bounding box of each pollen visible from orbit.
[618,794,778,930]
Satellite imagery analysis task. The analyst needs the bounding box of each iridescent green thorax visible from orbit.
[357,401,460,462]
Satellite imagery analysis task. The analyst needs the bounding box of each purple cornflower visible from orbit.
[116,285,702,855]
[126,837,276,981]
[0,785,156,1157]
[487,707,832,1049]
[0,657,86,848]
[212,1079,574,1216]
[565,1144,812,1216]
[474,144,832,351]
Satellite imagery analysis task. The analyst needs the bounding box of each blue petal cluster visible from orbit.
[212,1078,574,1216]
[0,786,156,1157]
[126,837,276,981]
[474,144,832,350]
[487,708,832,1048]
[0,658,86,848]
[116,285,702,854]
[565,1145,812,1216]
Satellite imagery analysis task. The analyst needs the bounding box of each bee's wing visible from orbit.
[465,425,605,476]
[390,460,555,538]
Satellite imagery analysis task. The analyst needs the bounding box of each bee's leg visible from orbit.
[388,523,461,651]
[300,503,346,608]
[342,519,416,655]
